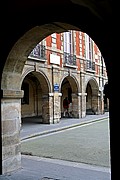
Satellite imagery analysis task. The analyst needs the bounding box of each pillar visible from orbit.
[53,92,61,123]
[1,89,23,174]
[98,91,105,114]
[80,72,87,117]
[78,93,87,118]
[42,92,61,124]
[72,93,79,118]
[42,94,50,124]
[92,94,101,115]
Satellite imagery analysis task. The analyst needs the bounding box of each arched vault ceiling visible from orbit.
[1,0,112,82]
[70,0,112,20]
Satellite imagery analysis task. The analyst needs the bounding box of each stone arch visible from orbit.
[60,75,80,118]
[85,78,100,114]
[59,74,79,93]
[1,0,112,175]
[1,1,112,77]
[2,24,77,90]
[21,69,52,93]
[85,77,99,95]
[21,70,51,120]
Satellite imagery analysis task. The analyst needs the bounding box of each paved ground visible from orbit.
[0,112,111,180]
[0,155,111,180]
[21,118,110,167]
[20,112,109,140]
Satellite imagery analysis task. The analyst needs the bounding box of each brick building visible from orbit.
[21,30,108,124]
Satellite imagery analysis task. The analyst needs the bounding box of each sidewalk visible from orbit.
[21,112,109,141]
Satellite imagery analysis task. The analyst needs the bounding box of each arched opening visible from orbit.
[0,1,112,175]
[21,73,42,119]
[1,23,110,175]
[86,79,99,115]
[61,75,79,118]
[21,71,52,124]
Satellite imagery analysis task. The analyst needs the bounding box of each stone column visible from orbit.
[72,93,79,118]
[42,94,50,124]
[48,93,54,124]
[53,92,61,123]
[98,91,104,114]
[51,65,61,123]
[92,94,100,114]
[42,93,61,124]
[1,89,23,174]
[78,93,87,118]
[99,78,105,114]
[59,93,62,119]
[107,98,109,111]
[77,93,81,118]
[79,72,86,118]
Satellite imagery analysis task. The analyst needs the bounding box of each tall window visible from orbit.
[64,30,74,54]
[63,31,76,66]
[85,34,93,60]
[51,33,56,46]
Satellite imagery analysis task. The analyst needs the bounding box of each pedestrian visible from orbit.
[69,102,73,117]
[63,97,70,117]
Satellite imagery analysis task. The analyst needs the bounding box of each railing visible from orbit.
[28,44,46,60]
[64,52,76,66]
[86,60,95,71]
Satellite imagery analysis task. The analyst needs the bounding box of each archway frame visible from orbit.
[1,0,112,175]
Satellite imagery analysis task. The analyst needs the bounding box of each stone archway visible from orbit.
[1,22,112,175]
[60,75,80,118]
[0,0,112,175]
[86,78,100,115]
[21,71,51,123]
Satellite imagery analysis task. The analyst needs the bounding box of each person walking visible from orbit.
[63,97,70,117]
[69,102,73,117]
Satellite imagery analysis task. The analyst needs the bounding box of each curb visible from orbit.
[21,116,109,141]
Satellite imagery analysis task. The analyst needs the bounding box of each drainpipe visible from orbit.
[52,66,54,124]
[80,71,82,118]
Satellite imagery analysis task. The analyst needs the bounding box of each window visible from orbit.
[64,30,74,54]
[63,31,76,66]
[85,34,93,60]
[51,33,56,48]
